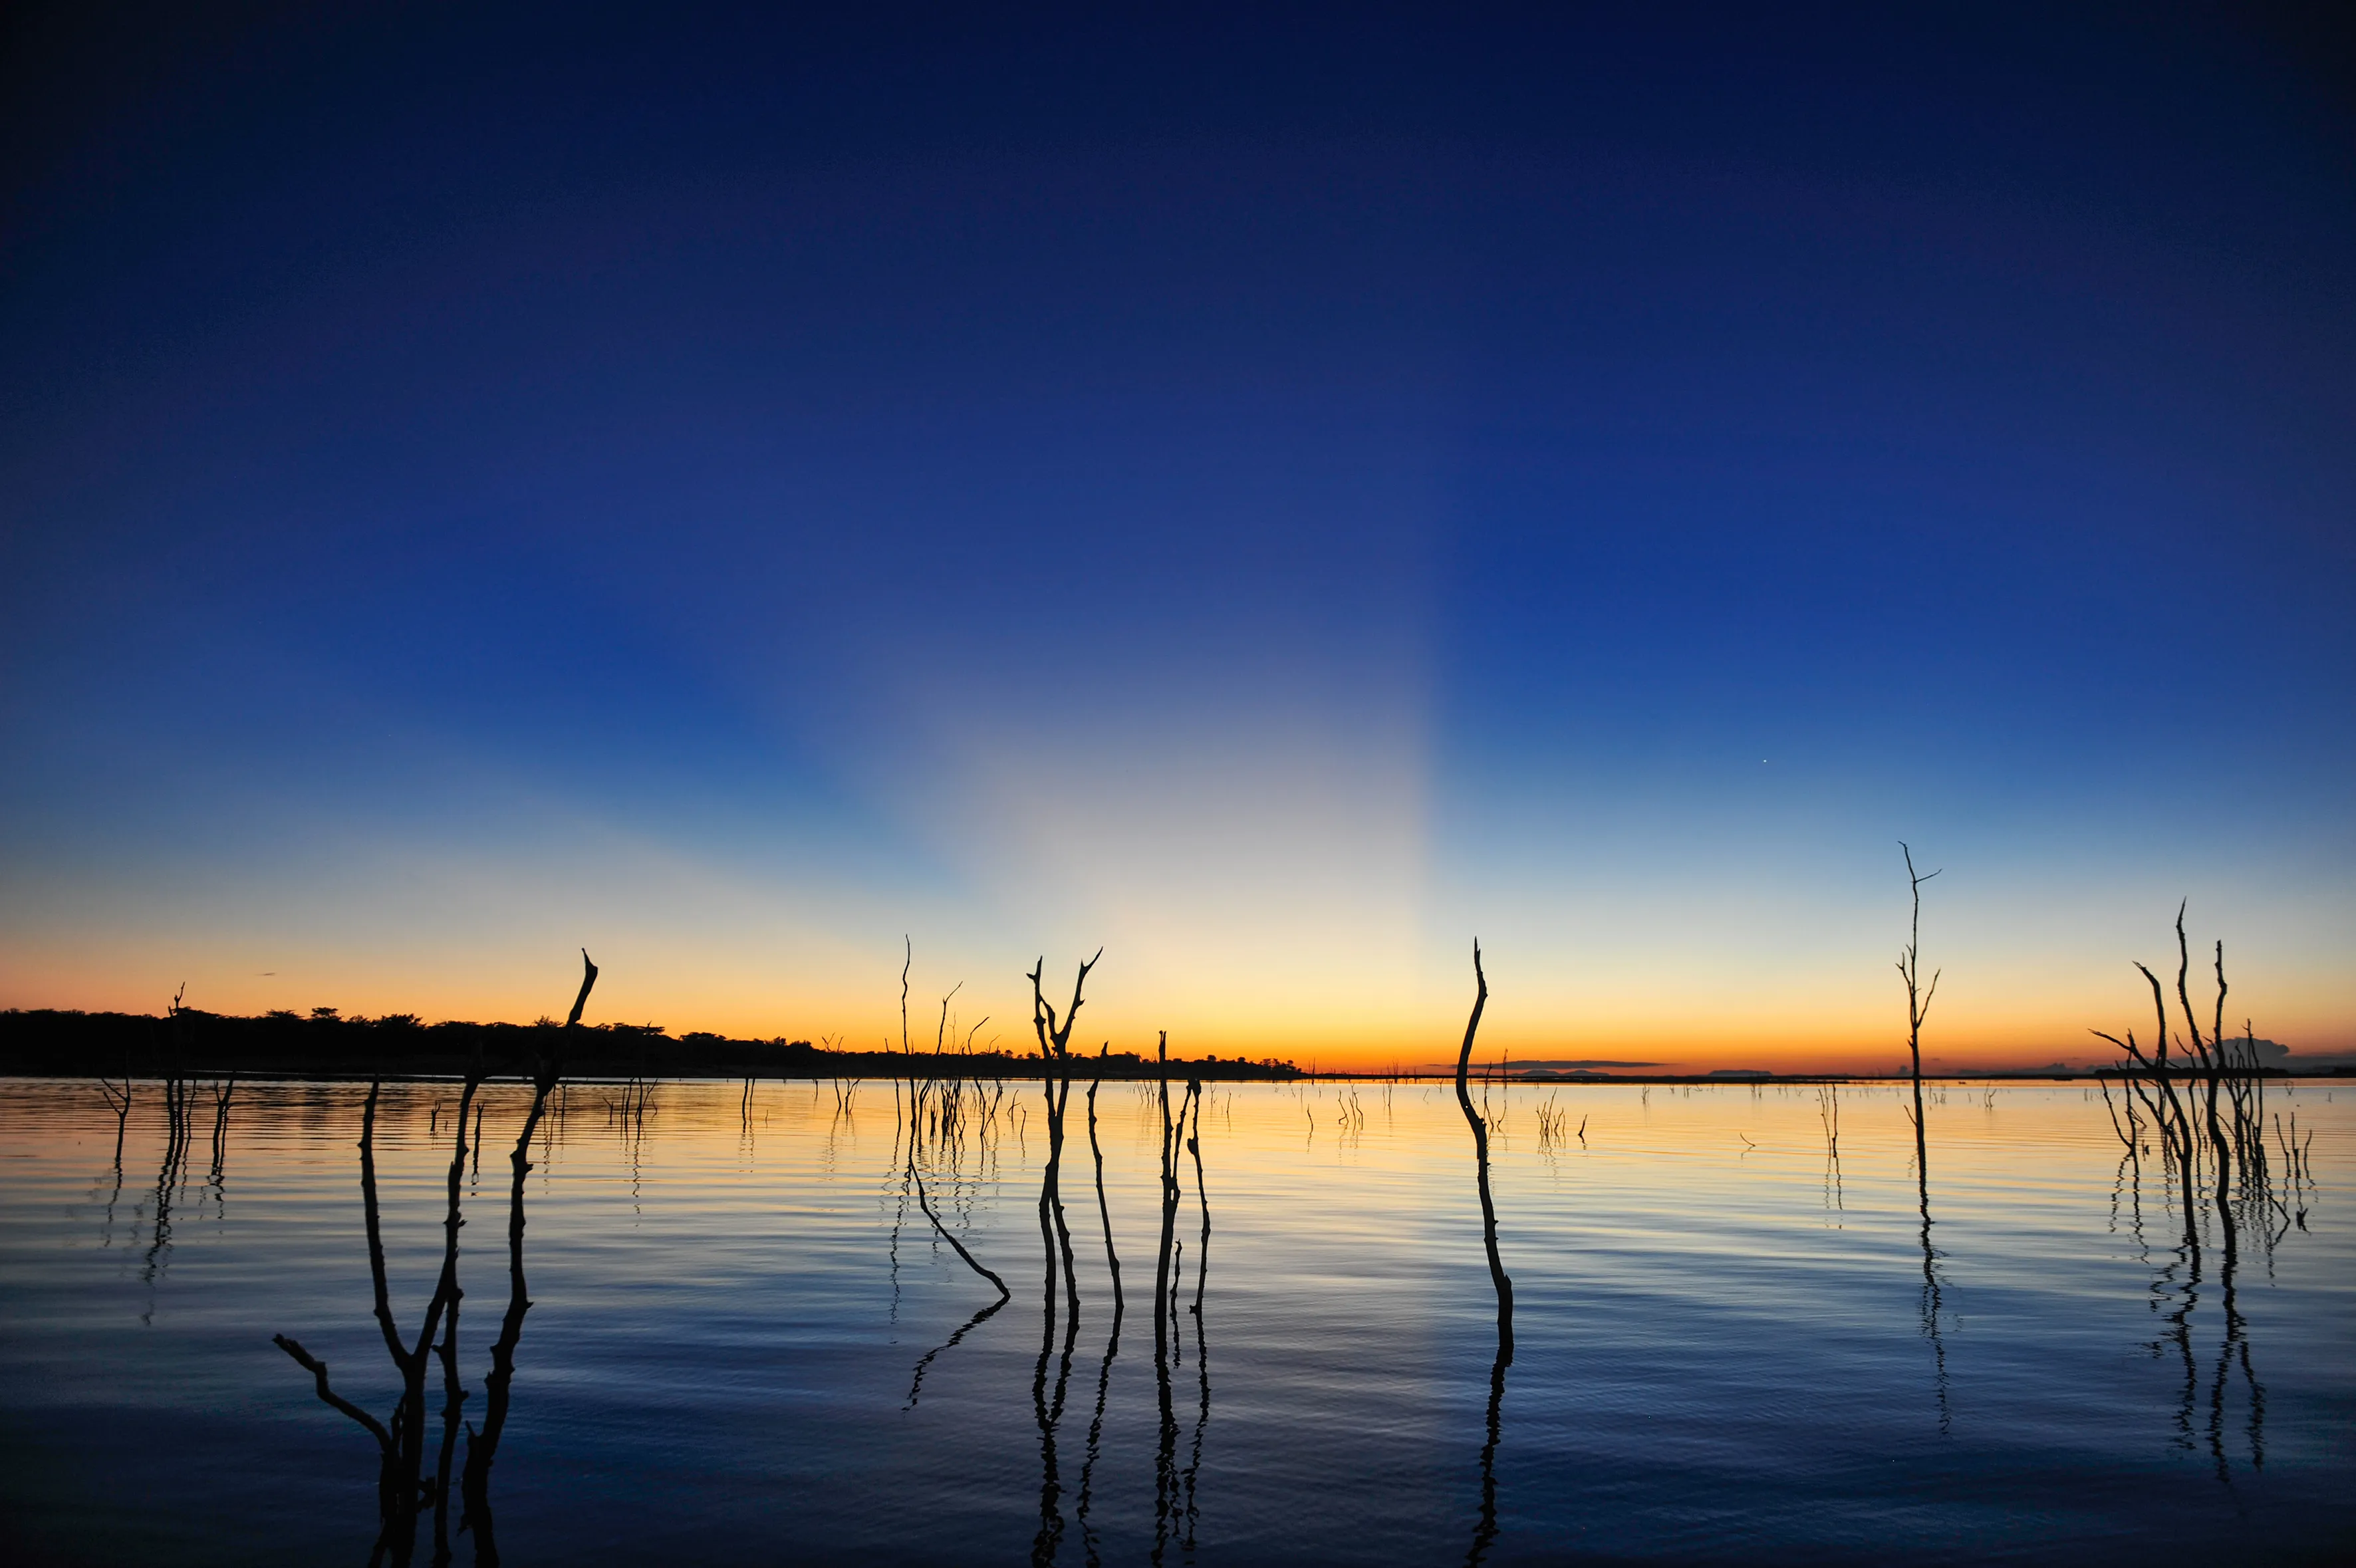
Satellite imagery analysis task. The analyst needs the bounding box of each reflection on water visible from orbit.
[2085,920,2327,1494]
[2105,1075,2308,1487]
[1,1072,2351,1565]
[1916,1131,1953,1439]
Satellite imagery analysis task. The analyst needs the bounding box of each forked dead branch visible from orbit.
[1896,843,1941,1184]
[272,949,591,1567]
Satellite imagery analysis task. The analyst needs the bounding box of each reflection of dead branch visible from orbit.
[461,1054,569,1565]
[273,1333,395,1454]
[1089,1058,1123,1311]
[206,1075,236,1213]
[912,1164,1009,1300]
[1817,1085,1844,1216]
[902,1159,1011,1408]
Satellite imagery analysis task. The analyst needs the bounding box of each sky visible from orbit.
[3,4,2351,1072]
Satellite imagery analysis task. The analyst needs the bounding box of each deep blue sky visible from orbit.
[4,4,2351,1063]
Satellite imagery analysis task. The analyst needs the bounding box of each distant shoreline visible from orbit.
[4,1008,2342,1084]
[0,1006,1301,1081]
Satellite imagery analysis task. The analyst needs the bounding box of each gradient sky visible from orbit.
[4,5,2351,1071]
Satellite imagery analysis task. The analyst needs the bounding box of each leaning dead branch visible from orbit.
[1452,941,1512,1567]
[1453,941,1512,1353]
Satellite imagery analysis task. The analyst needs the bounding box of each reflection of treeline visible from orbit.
[2,1007,1302,1079]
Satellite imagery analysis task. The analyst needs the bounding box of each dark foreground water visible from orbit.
[1,1075,2349,1565]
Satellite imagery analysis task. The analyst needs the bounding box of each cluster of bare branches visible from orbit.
[1532,1095,1585,1152]
[2087,906,2315,1479]
[896,952,1021,1409]
[2092,906,2300,1255]
[92,984,244,1317]
[876,946,1214,1564]
[134,1072,198,1317]
[1028,950,1097,1337]
[1148,1039,1210,1558]
[890,958,1014,1198]
[272,950,587,1566]
[604,1077,652,1129]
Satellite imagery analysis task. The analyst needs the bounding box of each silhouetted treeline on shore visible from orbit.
[0,1006,1303,1081]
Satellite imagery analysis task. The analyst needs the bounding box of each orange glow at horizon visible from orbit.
[5,716,2349,1075]
[8,928,2348,1078]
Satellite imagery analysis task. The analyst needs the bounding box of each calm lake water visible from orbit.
[1,1075,2349,1565]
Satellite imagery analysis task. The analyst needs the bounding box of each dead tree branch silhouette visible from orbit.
[2091,908,2282,1478]
[275,949,593,1566]
[565,949,598,1028]
[1453,941,1511,1567]
[1895,845,1950,1432]
[1454,942,1511,1353]
[1029,950,1099,1332]
[1897,843,1941,1188]
[1025,949,1097,1568]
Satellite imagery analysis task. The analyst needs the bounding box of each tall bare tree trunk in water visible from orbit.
[1454,942,1511,1566]
[1897,845,1942,1199]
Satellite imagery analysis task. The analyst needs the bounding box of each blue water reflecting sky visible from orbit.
[2,1077,2348,1563]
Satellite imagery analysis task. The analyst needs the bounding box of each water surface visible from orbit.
[2,1075,2349,1564]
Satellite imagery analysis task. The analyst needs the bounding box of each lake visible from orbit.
[1,1074,2348,1565]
